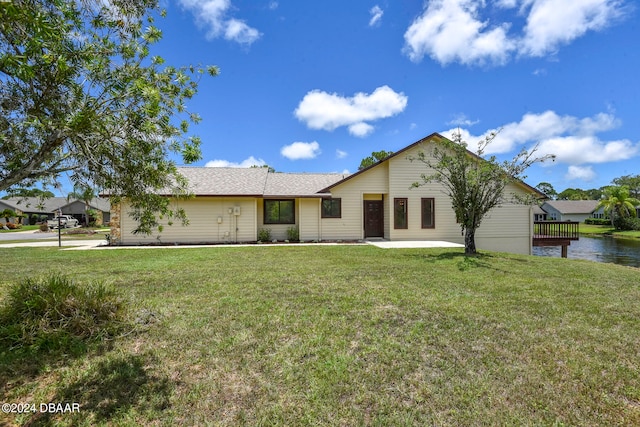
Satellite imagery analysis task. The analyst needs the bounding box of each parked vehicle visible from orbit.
[47,215,79,229]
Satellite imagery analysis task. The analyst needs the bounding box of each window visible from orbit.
[264,199,295,224]
[321,198,341,218]
[394,198,408,229]
[421,198,435,228]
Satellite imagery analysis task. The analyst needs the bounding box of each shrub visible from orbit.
[258,228,272,242]
[613,216,640,231]
[5,222,21,229]
[0,275,128,353]
[39,223,50,232]
[585,218,611,225]
[286,226,299,242]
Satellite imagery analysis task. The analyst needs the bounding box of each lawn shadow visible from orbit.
[22,352,173,426]
[404,250,497,271]
[0,341,105,399]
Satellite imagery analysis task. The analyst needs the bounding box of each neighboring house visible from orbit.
[57,198,111,225]
[540,200,600,222]
[0,197,111,225]
[532,205,547,221]
[110,133,544,255]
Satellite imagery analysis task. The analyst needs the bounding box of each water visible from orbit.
[533,236,640,268]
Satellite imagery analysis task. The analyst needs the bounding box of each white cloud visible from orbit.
[441,110,640,166]
[268,1,278,10]
[177,0,261,45]
[281,141,321,160]
[566,165,596,181]
[520,0,623,57]
[349,122,375,137]
[447,113,480,126]
[205,156,266,168]
[336,149,348,159]
[403,0,625,66]
[369,5,384,27]
[403,0,515,65]
[294,85,408,137]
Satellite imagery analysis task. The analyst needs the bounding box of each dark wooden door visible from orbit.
[364,200,384,238]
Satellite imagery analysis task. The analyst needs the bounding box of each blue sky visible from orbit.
[134,1,638,193]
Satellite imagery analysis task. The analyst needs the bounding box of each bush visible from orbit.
[0,275,128,353]
[585,218,611,225]
[613,216,640,231]
[258,228,272,242]
[5,222,21,229]
[287,226,299,242]
[39,223,50,232]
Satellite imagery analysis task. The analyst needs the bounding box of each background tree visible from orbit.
[596,186,640,228]
[0,0,217,234]
[535,182,557,199]
[359,150,394,170]
[411,132,554,255]
[612,174,640,199]
[557,188,590,200]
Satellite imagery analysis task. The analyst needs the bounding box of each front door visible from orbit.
[364,200,384,238]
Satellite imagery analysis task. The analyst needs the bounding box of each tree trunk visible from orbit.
[464,227,477,255]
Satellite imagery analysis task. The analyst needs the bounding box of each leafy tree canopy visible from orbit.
[535,182,557,199]
[0,0,218,234]
[411,131,554,255]
[359,150,394,170]
[612,174,640,199]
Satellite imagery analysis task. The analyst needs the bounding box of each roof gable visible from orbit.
[322,132,545,198]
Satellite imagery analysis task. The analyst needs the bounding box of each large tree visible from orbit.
[0,0,217,234]
[411,132,554,255]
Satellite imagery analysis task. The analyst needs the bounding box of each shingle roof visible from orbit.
[175,167,348,197]
[0,197,67,213]
[264,172,349,197]
[543,200,599,214]
[177,167,269,196]
[1,197,112,213]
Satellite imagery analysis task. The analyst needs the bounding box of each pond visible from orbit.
[533,235,640,268]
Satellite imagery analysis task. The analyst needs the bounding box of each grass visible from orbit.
[580,223,640,239]
[0,245,639,426]
[0,225,40,233]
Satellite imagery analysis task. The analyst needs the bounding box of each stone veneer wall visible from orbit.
[109,202,121,245]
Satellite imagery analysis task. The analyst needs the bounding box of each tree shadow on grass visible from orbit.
[22,352,173,426]
[405,251,496,271]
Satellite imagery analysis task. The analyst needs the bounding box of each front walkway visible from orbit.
[366,240,464,249]
[0,239,464,251]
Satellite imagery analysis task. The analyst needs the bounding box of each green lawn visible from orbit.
[1,246,639,426]
[580,223,640,239]
[0,225,40,233]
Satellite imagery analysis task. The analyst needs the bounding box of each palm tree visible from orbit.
[1,208,16,226]
[596,186,640,228]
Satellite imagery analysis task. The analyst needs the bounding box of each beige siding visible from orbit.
[387,142,462,242]
[120,197,257,244]
[384,142,534,254]
[257,199,300,241]
[321,162,389,240]
[299,198,320,241]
